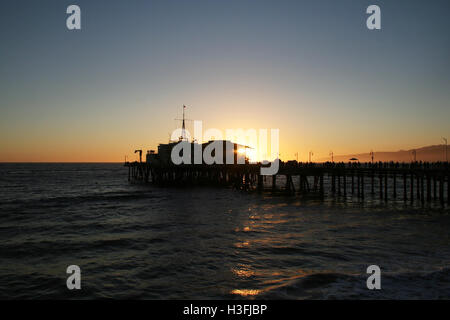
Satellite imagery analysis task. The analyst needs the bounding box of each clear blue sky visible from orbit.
[1,0,449,161]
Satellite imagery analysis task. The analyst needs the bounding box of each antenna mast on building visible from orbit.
[175,105,192,142]
[181,105,186,141]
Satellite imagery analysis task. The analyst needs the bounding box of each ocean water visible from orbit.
[0,163,449,299]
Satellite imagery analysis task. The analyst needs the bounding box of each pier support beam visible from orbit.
[337,175,341,196]
[403,173,407,201]
[417,174,420,200]
[332,174,336,194]
[393,173,397,198]
[343,175,347,197]
[319,174,324,197]
[421,175,424,205]
[448,174,450,206]
[357,174,360,198]
[384,173,388,201]
[351,172,354,195]
[379,173,383,200]
[371,172,375,195]
[434,175,437,199]
[361,174,364,199]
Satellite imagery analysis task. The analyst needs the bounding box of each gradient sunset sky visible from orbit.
[1,0,449,162]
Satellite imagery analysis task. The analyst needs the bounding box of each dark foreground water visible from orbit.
[0,163,449,299]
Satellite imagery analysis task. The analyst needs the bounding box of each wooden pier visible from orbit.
[125,161,450,205]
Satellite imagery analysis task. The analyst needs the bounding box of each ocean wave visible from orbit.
[0,236,166,259]
[0,190,156,211]
[257,267,450,299]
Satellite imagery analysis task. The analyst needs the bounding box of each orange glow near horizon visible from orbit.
[0,125,447,163]
[1,102,448,163]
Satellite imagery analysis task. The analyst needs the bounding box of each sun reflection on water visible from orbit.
[230,289,261,296]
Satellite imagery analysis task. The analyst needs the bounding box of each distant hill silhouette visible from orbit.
[316,145,449,163]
